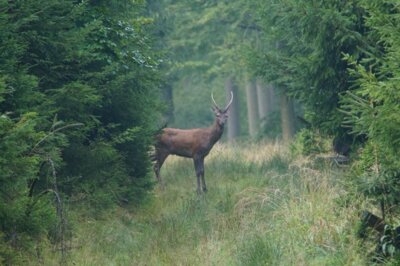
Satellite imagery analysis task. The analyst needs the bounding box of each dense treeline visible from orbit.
[0,0,161,263]
[251,0,400,217]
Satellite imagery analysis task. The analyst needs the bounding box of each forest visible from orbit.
[1,0,400,265]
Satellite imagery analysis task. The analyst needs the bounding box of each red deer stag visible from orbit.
[153,91,233,193]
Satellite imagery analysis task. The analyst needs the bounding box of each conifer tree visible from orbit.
[0,0,162,261]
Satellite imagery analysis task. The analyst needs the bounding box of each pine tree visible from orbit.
[251,0,367,136]
[341,0,400,218]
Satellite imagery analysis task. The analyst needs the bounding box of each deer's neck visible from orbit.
[210,120,224,144]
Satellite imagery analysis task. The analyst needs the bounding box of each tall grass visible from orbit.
[35,141,367,265]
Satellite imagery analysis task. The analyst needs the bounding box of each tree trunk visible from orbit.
[246,79,259,138]
[267,85,277,113]
[280,92,295,143]
[225,77,240,140]
[256,78,276,124]
[256,78,268,121]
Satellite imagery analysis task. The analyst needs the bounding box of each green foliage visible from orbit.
[0,0,162,261]
[251,0,367,134]
[258,110,282,139]
[166,1,251,76]
[16,0,160,206]
[150,0,256,129]
[341,1,400,217]
[0,114,61,263]
[291,128,332,156]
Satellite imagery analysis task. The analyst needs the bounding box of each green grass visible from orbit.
[35,141,368,265]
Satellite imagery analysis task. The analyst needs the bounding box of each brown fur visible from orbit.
[153,93,233,193]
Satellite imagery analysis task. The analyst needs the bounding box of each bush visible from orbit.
[0,114,61,263]
[290,128,332,156]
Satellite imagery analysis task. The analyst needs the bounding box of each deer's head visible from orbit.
[211,91,233,126]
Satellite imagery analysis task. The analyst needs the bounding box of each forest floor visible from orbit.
[39,142,371,265]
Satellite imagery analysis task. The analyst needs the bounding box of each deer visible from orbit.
[152,91,233,193]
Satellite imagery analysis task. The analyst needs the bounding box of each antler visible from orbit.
[211,91,234,112]
[224,91,234,112]
[211,92,220,110]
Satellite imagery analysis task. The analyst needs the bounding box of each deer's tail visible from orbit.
[155,122,167,134]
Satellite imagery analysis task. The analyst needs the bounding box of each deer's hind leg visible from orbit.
[153,148,169,188]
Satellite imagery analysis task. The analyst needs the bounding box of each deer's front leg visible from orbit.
[200,165,207,192]
[194,157,205,194]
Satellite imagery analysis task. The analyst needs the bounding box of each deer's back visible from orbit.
[158,127,214,157]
